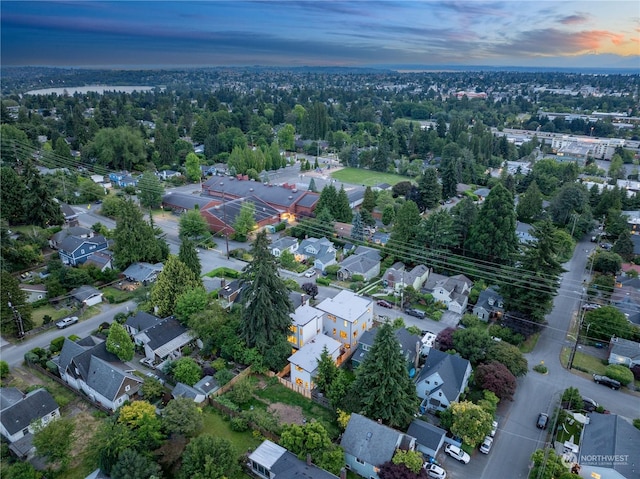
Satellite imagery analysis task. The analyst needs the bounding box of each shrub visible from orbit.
[533,364,548,374]
[50,336,66,353]
[68,335,80,342]
[240,408,281,434]
[274,222,287,232]
[230,417,249,432]
[316,277,331,286]
[324,265,341,277]
[0,361,9,379]
[45,360,58,373]
[604,364,634,385]
[42,314,53,324]
[215,369,234,386]
[352,274,364,283]
[114,312,128,323]
[182,346,193,356]
[633,418,640,431]
[211,358,227,371]
[213,396,241,412]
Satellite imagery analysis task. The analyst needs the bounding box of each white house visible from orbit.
[296,237,337,272]
[288,304,324,349]
[288,334,341,390]
[269,236,299,257]
[415,349,472,413]
[423,273,472,314]
[316,290,374,349]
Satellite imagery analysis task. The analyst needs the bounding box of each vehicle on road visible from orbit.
[444,444,470,464]
[479,435,493,454]
[405,308,426,319]
[424,463,447,479]
[56,316,78,329]
[304,269,316,278]
[377,299,393,308]
[593,374,621,390]
[536,413,549,429]
[582,397,599,412]
[490,420,498,437]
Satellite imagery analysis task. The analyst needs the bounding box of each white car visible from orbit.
[304,269,316,278]
[490,420,498,437]
[424,463,447,479]
[55,316,78,329]
[444,444,470,464]
[479,435,493,454]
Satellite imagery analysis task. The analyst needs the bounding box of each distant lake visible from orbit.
[24,85,156,95]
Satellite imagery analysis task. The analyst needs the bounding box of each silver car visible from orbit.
[424,463,447,479]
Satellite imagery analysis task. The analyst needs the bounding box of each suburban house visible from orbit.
[133,316,194,367]
[270,236,299,258]
[288,304,324,349]
[172,383,206,404]
[58,234,109,266]
[109,171,139,188]
[56,336,142,411]
[383,263,430,291]
[121,262,164,285]
[288,333,342,390]
[473,287,504,321]
[610,278,640,325]
[370,231,390,246]
[70,285,103,307]
[124,311,162,336]
[406,419,447,459]
[317,290,374,349]
[49,226,93,249]
[415,349,472,413]
[337,245,381,282]
[84,251,113,271]
[19,283,47,303]
[352,327,421,372]
[341,413,416,479]
[157,169,181,180]
[248,440,338,479]
[0,387,60,458]
[423,273,473,314]
[516,222,536,244]
[193,375,220,398]
[296,237,337,272]
[218,279,243,310]
[60,203,79,226]
[200,196,282,236]
[577,413,640,479]
[608,337,640,368]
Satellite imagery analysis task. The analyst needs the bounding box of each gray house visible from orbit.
[473,287,504,321]
[352,327,421,373]
[338,245,381,281]
[415,349,472,413]
[341,413,416,479]
[608,337,640,368]
[270,236,299,257]
[406,419,446,458]
[70,285,103,307]
[297,237,337,272]
[248,440,338,479]
[125,311,162,337]
[134,316,193,366]
[121,262,164,284]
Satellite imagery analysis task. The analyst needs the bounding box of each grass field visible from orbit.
[330,167,411,187]
[31,304,72,327]
[560,347,607,374]
[201,406,262,454]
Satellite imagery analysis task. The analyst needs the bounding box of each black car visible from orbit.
[405,308,426,319]
[536,413,548,429]
[593,374,621,390]
[582,396,599,412]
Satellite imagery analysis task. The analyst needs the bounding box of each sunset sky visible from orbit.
[1,1,638,69]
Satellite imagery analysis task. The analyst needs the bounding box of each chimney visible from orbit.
[306,453,312,466]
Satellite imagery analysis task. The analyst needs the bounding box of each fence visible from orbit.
[210,365,253,398]
[207,396,280,443]
[265,369,312,399]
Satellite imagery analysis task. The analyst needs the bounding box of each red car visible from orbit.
[377,300,393,308]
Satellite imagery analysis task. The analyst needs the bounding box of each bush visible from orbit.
[316,277,331,286]
[42,314,53,324]
[45,360,58,373]
[604,364,634,385]
[0,361,9,379]
[50,336,66,353]
[211,358,227,371]
[324,265,341,278]
[230,416,249,432]
[351,274,365,283]
[182,346,193,356]
[274,222,287,232]
[533,364,548,374]
[633,418,640,431]
[215,369,234,386]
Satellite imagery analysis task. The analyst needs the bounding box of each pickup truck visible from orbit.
[56,316,78,329]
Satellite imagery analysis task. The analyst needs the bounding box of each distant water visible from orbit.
[24,85,155,95]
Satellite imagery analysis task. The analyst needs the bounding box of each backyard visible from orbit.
[330,167,411,187]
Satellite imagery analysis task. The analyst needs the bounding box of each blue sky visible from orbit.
[1,1,638,69]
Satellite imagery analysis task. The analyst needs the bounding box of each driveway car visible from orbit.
[424,463,447,479]
[377,299,393,308]
[490,420,498,437]
[536,413,548,429]
[145,372,165,385]
[444,444,470,464]
[56,316,78,329]
[479,435,493,454]
[405,308,426,319]
[304,269,316,278]
[593,374,621,390]
[582,397,599,412]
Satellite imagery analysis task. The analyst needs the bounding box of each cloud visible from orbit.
[559,14,588,25]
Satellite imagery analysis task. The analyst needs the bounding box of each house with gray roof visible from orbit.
[406,419,446,458]
[0,388,59,458]
[19,283,47,303]
[608,337,640,368]
[58,234,108,266]
[338,245,381,282]
[415,349,472,413]
[193,375,220,398]
[134,316,193,366]
[341,413,416,479]
[516,222,536,244]
[60,203,79,226]
[172,383,206,403]
[609,282,640,325]
[248,440,338,479]
[297,237,337,272]
[352,327,421,373]
[57,337,142,411]
[288,333,341,391]
[289,303,324,350]
[423,273,473,314]
[84,251,113,271]
[125,311,162,337]
[473,287,504,321]
[70,285,103,307]
[121,262,164,284]
[49,226,92,249]
[370,231,390,246]
[270,236,299,258]
[383,263,429,291]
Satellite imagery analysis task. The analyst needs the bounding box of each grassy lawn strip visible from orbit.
[330,167,411,187]
[201,406,262,454]
[559,347,607,375]
[519,332,540,353]
[31,304,71,327]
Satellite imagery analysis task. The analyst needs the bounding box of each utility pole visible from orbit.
[7,293,25,339]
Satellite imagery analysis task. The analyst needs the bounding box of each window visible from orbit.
[354,319,358,325]
[289,325,297,333]
[51,412,57,418]
[23,427,29,435]
[340,331,347,339]
[125,385,131,392]
[362,323,366,330]
[353,330,358,337]
[80,249,85,254]
[296,365,304,372]
[362,344,370,351]
[343,320,347,328]
[296,378,303,385]
[332,328,336,335]
[328,314,336,322]
[355,457,365,465]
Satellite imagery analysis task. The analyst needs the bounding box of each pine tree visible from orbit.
[352,212,364,242]
[418,167,441,210]
[137,170,164,209]
[0,271,33,336]
[151,255,202,317]
[362,186,376,212]
[348,144,359,167]
[308,178,317,192]
[179,238,202,278]
[350,323,419,429]
[335,186,353,222]
[516,180,543,222]
[316,184,338,219]
[314,346,339,393]
[240,231,294,370]
[390,200,422,253]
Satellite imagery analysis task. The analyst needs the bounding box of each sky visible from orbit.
[1,0,639,70]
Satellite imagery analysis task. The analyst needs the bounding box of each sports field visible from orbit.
[330,167,411,187]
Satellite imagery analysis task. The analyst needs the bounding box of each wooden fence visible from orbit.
[210,365,252,398]
[265,369,312,399]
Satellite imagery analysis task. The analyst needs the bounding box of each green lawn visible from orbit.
[519,332,541,353]
[31,304,72,327]
[330,167,411,187]
[560,347,607,374]
[201,406,262,454]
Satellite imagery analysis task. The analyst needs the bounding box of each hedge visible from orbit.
[205,267,240,279]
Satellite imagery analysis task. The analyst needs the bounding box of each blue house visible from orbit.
[109,171,138,188]
[58,234,109,266]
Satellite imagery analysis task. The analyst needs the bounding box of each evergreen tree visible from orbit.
[372,143,390,172]
[21,160,64,227]
[418,209,457,250]
[418,167,441,211]
[348,144,359,167]
[308,177,317,192]
[314,346,339,393]
[381,205,395,226]
[0,166,27,225]
[389,201,422,258]
[613,229,635,261]
[352,212,364,242]
[335,185,353,222]
[179,237,202,278]
[316,184,338,219]
[151,255,202,317]
[106,322,135,361]
[111,449,161,479]
[179,208,210,242]
[516,180,543,223]
[0,271,32,336]
[362,186,376,212]
[233,201,256,241]
[137,171,164,209]
[451,197,478,250]
[350,323,419,429]
[240,231,294,370]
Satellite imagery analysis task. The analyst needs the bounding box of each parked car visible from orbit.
[424,463,447,479]
[593,374,621,390]
[304,269,316,278]
[582,397,599,412]
[444,444,470,464]
[377,299,393,308]
[490,420,498,437]
[479,435,493,454]
[145,372,165,385]
[536,412,548,429]
[56,316,78,329]
[405,308,426,319]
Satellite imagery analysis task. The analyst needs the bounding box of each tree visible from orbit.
[20,160,64,227]
[516,180,543,222]
[0,360,9,379]
[232,201,256,241]
[613,230,635,261]
[391,449,424,474]
[436,327,456,351]
[1,271,33,336]
[382,205,395,226]
[111,449,161,479]
[140,376,164,402]
[352,212,364,242]
[389,200,422,255]
[418,209,457,250]
[240,231,294,370]
[335,185,353,222]
[314,346,339,393]
[418,167,441,210]
[530,449,576,479]
[591,251,622,275]
[33,417,75,467]
[584,306,632,341]
[477,390,500,417]
[174,287,208,324]
[118,400,164,449]
[89,419,138,475]
[179,208,211,242]
[452,327,492,364]
[278,123,295,151]
[137,171,164,209]
[301,282,319,299]
[151,255,202,317]
[280,422,345,474]
[351,322,419,429]
[315,185,338,219]
[561,387,583,410]
[162,397,203,437]
[486,341,528,377]
[85,127,146,170]
[172,357,202,386]
[106,322,135,361]
[379,461,428,479]
[362,186,376,212]
[450,400,493,446]
[475,361,517,401]
[604,364,634,385]
[179,435,239,479]
[179,237,202,278]
[184,152,201,182]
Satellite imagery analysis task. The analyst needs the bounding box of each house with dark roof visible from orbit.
[516,222,536,244]
[58,234,108,266]
[133,316,193,366]
[70,285,103,307]
[270,236,299,258]
[57,337,142,411]
[218,279,243,310]
[60,203,79,226]
[370,231,390,246]
[193,375,220,398]
[337,245,381,281]
[297,237,337,272]
[109,171,139,188]
[288,333,342,390]
[382,263,429,291]
[352,327,421,373]
[406,419,446,458]
[610,276,640,325]
[125,311,162,337]
[608,337,640,368]
[473,287,504,321]
[84,251,113,271]
[423,273,473,314]
[248,440,339,479]
[19,283,47,303]
[121,262,164,284]
[341,413,416,479]
[0,388,60,458]
[172,383,206,403]
[200,196,282,236]
[49,226,93,249]
[415,349,472,413]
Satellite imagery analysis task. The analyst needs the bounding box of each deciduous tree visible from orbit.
[111,448,161,479]
[280,422,344,474]
[486,341,528,377]
[162,397,203,438]
[184,152,201,182]
[172,357,202,386]
[452,327,492,364]
[450,400,493,446]
[33,417,75,467]
[174,287,208,324]
[475,361,517,401]
[301,282,319,299]
[106,322,135,361]
[179,208,210,242]
[233,201,257,241]
[179,435,239,479]
[137,171,164,209]
[584,305,632,341]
